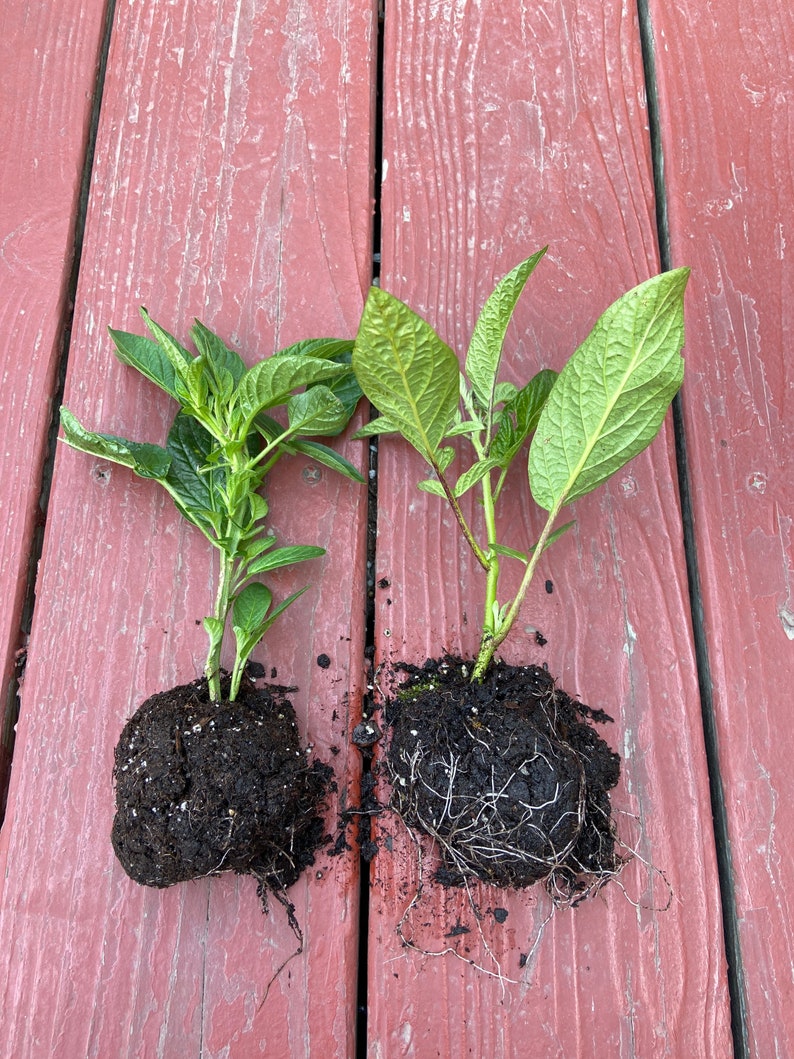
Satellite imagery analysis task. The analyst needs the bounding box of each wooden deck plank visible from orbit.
[651,1,794,1052]
[0,0,110,811]
[0,0,374,1054]
[366,1,732,1054]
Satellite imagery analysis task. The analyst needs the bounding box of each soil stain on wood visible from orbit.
[111,676,332,902]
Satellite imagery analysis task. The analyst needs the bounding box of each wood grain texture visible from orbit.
[651,0,794,1052]
[0,0,374,1054]
[367,0,732,1054]
[0,0,110,809]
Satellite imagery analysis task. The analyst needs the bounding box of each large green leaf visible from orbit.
[237,355,348,422]
[352,286,460,461]
[465,248,547,414]
[60,408,171,479]
[529,268,689,512]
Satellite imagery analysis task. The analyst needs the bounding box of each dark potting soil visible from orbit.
[111,676,333,900]
[386,658,622,899]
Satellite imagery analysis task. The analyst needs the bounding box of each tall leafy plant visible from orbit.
[352,248,689,679]
[61,310,363,701]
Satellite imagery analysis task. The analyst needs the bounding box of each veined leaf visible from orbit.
[60,408,171,479]
[290,439,366,483]
[233,582,273,637]
[287,386,349,437]
[246,544,325,577]
[491,369,557,467]
[273,338,355,361]
[140,309,194,385]
[453,458,498,498]
[352,286,460,461]
[465,248,547,414]
[108,329,181,399]
[190,320,247,386]
[417,479,447,497]
[237,356,348,422]
[164,414,220,527]
[529,269,689,511]
[352,416,400,439]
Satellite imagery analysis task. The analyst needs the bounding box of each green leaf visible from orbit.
[465,248,547,412]
[491,369,557,467]
[529,269,689,511]
[287,387,349,437]
[352,286,460,462]
[491,543,530,565]
[237,356,348,422]
[290,439,366,483]
[234,586,311,662]
[190,320,247,386]
[108,329,181,399]
[443,420,482,439]
[246,544,325,577]
[233,582,273,637]
[60,408,171,479]
[453,458,498,498]
[352,417,400,439]
[241,535,276,561]
[437,446,455,473]
[140,309,194,387]
[273,338,355,361]
[178,357,209,408]
[416,479,447,497]
[163,415,221,533]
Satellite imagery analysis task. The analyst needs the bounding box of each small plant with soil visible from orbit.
[61,311,363,905]
[352,248,689,901]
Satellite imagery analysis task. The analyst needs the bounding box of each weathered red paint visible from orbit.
[0,0,110,809]
[652,0,794,1052]
[367,0,731,1054]
[0,0,374,1054]
[1,0,790,1053]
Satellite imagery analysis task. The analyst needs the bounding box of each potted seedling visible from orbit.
[352,248,688,901]
[61,311,363,905]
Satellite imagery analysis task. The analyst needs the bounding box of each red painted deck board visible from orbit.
[1,0,791,1053]
[652,1,794,1052]
[0,0,374,1055]
[367,1,731,1054]
[0,0,110,808]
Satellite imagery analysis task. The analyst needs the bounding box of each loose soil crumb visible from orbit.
[386,657,623,901]
[111,676,332,902]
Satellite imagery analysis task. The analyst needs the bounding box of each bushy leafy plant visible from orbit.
[352,248,689,679]
[61,310,363,701]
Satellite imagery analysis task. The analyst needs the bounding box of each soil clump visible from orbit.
[112,675,332,901]
[386,657,622,900]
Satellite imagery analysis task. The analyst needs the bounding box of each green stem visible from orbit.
[472,498,564,681]
[480,471,501,641]
[206,553,234,701]
[433,460,489,570]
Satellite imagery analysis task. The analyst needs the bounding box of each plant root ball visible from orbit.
[386,659,622,900]
[111,677,332,899]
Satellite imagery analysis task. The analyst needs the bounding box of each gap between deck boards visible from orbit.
[4,0,748,1053]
